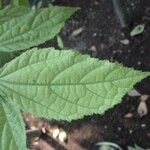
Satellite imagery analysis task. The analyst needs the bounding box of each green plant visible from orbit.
[0,3,149,150]
[0,4,78,150]
[10,0,30,7]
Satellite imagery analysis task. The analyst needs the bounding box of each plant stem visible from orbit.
[112,0,127,28]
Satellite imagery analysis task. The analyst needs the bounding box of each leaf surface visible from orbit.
[0,6,78,52]
[0,48,149,120]
[0,99,26,150]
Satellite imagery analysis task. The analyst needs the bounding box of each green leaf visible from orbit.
[0,1,2,10]
[130,24,145,37]
[0,98,26,150]
[0,6,78,52]
[11,0,30,7]
[0,48,149,121]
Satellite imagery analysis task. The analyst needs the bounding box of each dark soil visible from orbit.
[27,0,150,150]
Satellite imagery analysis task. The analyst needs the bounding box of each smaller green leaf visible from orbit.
[0,98,26,150]
[0,6,79,52]
[57,35,64,49]
[130,24,145,37]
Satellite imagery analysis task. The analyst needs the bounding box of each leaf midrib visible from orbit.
[0,52,146,88]
[0,82,100,114]
[0,74,145,87]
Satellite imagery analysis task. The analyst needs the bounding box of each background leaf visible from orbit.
[0,1,2,10]
[0,48,149,121]
[11,0,30,7]
[0,6,78,52]
[0,98,26,150]
[128,145,145,150]
[0,52,14,68]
